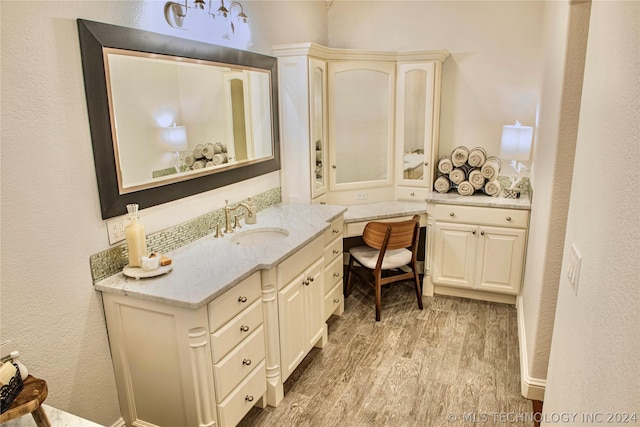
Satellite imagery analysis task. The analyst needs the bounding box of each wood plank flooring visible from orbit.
[239,279,534,426]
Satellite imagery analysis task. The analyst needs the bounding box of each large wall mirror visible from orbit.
[78,19,280,219]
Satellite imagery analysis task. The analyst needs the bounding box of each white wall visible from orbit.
[327,0,544,159]
[542,0,640,420]
[518,0,591,397]
[0,1,324,425]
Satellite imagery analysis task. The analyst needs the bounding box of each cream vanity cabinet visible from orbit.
[323,215,345,320]
[426,203,529,304]
[275,236,327,381]
[101,271,265,427]
[274,43,448,206]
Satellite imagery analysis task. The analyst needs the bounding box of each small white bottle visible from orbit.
[125,204,147,267]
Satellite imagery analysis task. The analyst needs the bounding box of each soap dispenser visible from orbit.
[125,204,147,267]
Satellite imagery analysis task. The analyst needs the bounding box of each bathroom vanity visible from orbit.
[95,204,345,427]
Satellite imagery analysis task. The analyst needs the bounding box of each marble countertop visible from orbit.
[95,204,346,309]
[343,200,427,223]
[425,191,531,210]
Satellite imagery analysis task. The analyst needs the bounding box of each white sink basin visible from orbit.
[230,228,289,246]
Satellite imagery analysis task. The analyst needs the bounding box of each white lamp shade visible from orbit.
[161,125,188,151]
[500,123,533,161]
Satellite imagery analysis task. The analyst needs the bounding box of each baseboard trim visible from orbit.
[108,418,126,427]
[517,295,547,401]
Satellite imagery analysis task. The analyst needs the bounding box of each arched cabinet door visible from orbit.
[328,61,396,192]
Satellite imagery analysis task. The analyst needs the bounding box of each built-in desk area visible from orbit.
[342,201,427,237]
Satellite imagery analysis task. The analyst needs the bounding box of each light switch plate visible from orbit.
[567,243,582,295]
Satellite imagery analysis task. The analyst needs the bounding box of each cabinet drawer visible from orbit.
[323,237,343,264]
[323,255,343,288]
[211,299,263,363]
[323,216,344,245]
[429,204,529,228]
[208,271,261,332]
[213,326,265,401]
[396,186,429,201]
[217,360,266,427]
[277,236,323,289]
[324,280,343,320]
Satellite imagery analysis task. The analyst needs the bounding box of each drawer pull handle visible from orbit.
[243,359,252,366]
[333,249,340,254]
[472,230,476,235]
[449,212,455,217]
[506,216,512,221]
[333,298,340,304]
[333,228,340,234]
[333,272,340,277]
[481,231,485,236]
[238,296,248,303]
[240,325,250,332]
[245,395,254,402]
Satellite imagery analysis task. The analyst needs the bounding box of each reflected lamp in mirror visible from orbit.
[161,124,189,172]
[164,0,252,48]
[500,121,533,191]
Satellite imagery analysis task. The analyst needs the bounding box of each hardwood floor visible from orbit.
[239,279,534,426]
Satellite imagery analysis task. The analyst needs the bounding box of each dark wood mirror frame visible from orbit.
[77,19,280,219]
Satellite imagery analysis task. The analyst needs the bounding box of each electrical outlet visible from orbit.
[567,243,582,295]
[356,191,368,200]
[107,216,129,244]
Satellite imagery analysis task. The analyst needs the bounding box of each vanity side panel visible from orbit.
[102,293,216,427]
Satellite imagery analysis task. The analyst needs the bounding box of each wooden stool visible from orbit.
[0,375,51,426]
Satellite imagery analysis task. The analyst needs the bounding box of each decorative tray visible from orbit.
[123,265,173,280]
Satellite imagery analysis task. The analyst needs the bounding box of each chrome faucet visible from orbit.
[224,198,257,233]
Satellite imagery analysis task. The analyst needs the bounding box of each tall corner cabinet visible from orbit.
[273,43,449,206]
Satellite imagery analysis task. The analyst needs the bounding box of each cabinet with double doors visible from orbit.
[426,203,529,304]
[273,43,448,206]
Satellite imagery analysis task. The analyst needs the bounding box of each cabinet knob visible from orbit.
[481,231,485,236]
[245,395,254,402]
[238,296,248,303]
[304,278,309,286]
[309,276,314,282]
[332,165,337,169]
[333,298,340,304]
[333,228,340,234]
[333,249,340,254]
[472,230,476,235]
[410,192,415,196]
[449,212,454,217]
[506,216,512,221]
[240,325,250,332]
[424,162,429,166]
[333,272,340,277]
[243,359,252,366]
[320,201,326,205]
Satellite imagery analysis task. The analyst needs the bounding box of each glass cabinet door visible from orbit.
[396,62,436,189]
[309,58,327,199]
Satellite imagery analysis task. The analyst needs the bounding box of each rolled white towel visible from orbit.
[183,154,195,168]
[468,147,487,167]
[202,143,216,160]
[434,175,451,193]
[211,153,226,165]
[483,179,501,197]
[437,155,453,175]
[192,144,204,159]
[481,156,501,179]
[192,160,206,169]
[451,146,469,167]
[449,168,466,185]
[214,142,227,154]
[457,180,475,196]
[468,168,485,189]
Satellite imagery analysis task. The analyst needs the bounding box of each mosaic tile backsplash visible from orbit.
[89,187,281,284]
